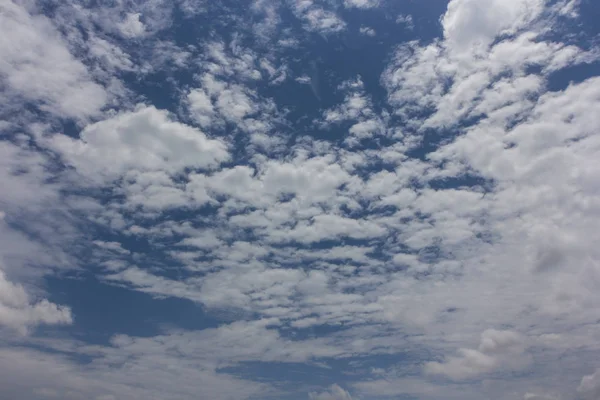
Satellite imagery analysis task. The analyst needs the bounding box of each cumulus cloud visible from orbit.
[524,393,560,400]
[425,330,530,380]
[291,1,346,34]
[0,343,267,400]
[442,0,546,53]
[0,268,72,335]
[344,0,379,9]
[118,12,146,38]
[396,14,414,30]
[48,105,229,183]
[309,384,354,400]
[578,369,600,400]
[359,26,376,37]
[0,0,600,399]
[0,1,107,119]
[382,0,593,130]
[321,77,387,144]
[188,75,263,130]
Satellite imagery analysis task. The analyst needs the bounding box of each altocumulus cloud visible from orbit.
[0,0,600,399]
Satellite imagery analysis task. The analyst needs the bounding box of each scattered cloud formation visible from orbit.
[0,0,599,399]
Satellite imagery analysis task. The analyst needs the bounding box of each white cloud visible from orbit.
[382,0,595,130]
[0,0,599,399]
[578,369,600,400]
[48,105,229,183]
[0,342,268,400]
[187,88,216,128]
[309,384,353,400]
[0,1,107,119]
[442,0,545,54]
[296,75,312,84]
[88,37,135,72]
[343,0,379,9]
[250,0,282,43]
[353,377,467,399]
[0,143,79,337]
[202,41,262,81]
[304,8,346,34]
[368,3,600,390]
[396,14,414,30]
[92,241,130,255]
[556,0,581,17]
[425,330,530,380]
[81,0,173,38]
[321,77,387,144]
[185,42,285,142]
[0,268,72,335]
[524,393,560,400]
[291,1,346,34]
[0,140,84,278]
[118,12,146,38]
[359,26,376,37]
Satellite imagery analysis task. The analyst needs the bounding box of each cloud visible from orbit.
[359,26,376,37]
[118,12,146,38]
[88,37,135,72]
[425,330,530,380]
[0,138,87,284]
[321,77,387,145]
[353,376,467,399]
[309,384,353,400]
[0,0,599,399]
[524,393,560,400]
[291,1,346,34]
[185,41,286,150]
[382,0,594,131]
[0,1,107,119]
[0,268,72,335]
[578,369,600,400]
[189,75,263,129]
[343,0,379,9]
[76,0,173,38]
[396,14,414,30]
[0,343,268,400]
[0,143,77,337]
[92,241,130,255]
[442,0,545,53]
[48,105,229,183]
[304,8,346,34]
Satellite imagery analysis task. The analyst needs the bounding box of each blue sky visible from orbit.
[1,0,600,399]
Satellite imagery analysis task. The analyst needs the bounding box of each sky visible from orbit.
[1,0,600,399]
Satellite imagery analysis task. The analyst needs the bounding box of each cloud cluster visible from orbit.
[291,0,346,34]
[0,268,72,335]
[0,1,107,119]
[309,384,354,400]
[0,0,600,399]
[321,77,388,145]
[49,105,229,183]
[425,330,530,380]
[579,369,600,400]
